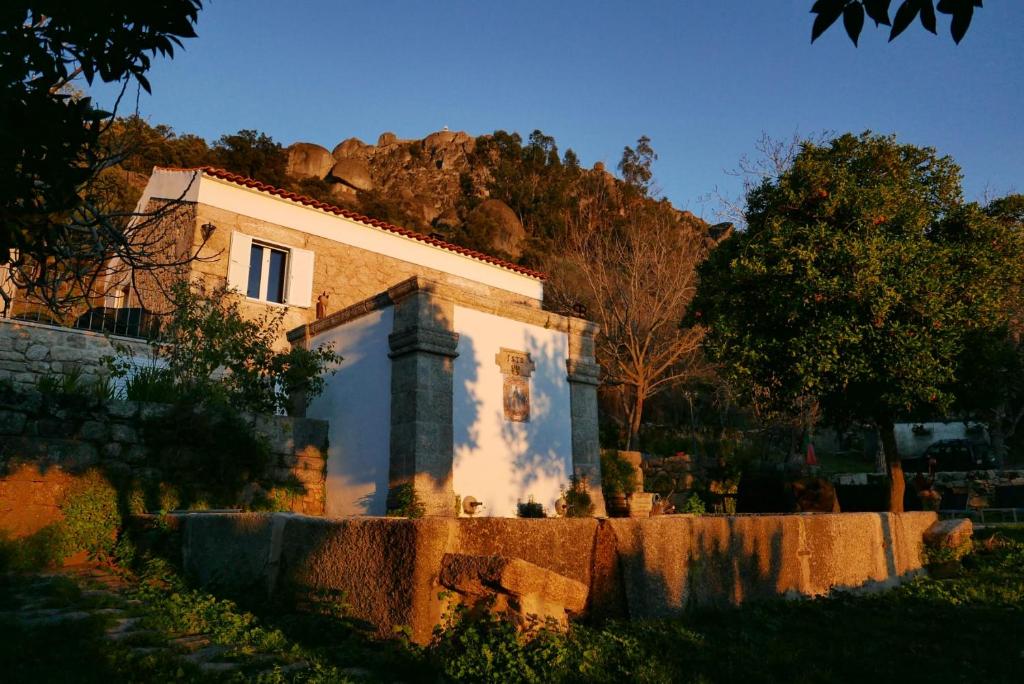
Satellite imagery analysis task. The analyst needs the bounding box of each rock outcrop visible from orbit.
[285,143,334,179]
[328,158,374,192]
[465,199,526,258]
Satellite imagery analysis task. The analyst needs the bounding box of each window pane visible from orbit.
[267,249,287,303]
[247,245,264,298]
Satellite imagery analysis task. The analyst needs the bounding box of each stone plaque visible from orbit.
[496,348,534,422]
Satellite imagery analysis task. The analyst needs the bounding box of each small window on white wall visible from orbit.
[227,231,314,307]
[247,243,288,303]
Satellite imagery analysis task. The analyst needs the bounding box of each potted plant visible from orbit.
[600,451,638,517]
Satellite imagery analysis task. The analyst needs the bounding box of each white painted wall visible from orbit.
[139,169,544,301]
[306,307,393,517]
[452,306,573,517]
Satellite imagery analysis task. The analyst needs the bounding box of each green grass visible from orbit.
[2,530,1022,683]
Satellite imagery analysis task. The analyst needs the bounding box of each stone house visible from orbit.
[2,167,603,518]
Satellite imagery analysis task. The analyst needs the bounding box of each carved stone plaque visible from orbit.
[496,348,534,422]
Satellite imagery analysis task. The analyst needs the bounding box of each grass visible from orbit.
[1,529,1022,683]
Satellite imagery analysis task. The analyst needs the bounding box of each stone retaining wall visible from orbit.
[0,318,149,392]
[166,510,938,643]
[0,398,328,540]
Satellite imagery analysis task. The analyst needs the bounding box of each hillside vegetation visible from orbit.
[101,118,711,271]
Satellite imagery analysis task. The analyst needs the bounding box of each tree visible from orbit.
[618,136,657,197]
[811,0,984,45]
[210,129,289,188]
[693,133,1017,511]
[951,195,1024,463]
[548,172,712,450]
[0,1,204,314]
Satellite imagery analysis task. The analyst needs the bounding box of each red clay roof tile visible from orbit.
[154,166,545,280]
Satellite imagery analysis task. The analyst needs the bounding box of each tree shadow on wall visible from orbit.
[498,333,572,502]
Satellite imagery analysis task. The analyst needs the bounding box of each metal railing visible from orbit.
[4,286,165,340]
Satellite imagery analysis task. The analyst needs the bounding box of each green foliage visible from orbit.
[516,499,546,518]
[139,400,272,507]
[122,364,178,403]
[210,129,290,187]
[811,1,982,46]
[599,450,638,497]
[386,483,426,518]
[1,1,202,306]
[0,470,120,571]
[428,603,569,683]
[695,132,1018,431]
[110,280,339,415]
[678,493,707,516]
[35,367,117,406]
[59,471,121,560]
[561,475,595,517]
[618,135,657,196]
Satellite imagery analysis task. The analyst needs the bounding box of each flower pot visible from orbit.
[606,492,630,517]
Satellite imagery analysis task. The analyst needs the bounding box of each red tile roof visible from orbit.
[155,166,545,280]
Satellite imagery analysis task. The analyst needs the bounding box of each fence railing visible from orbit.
[4,286,166,340]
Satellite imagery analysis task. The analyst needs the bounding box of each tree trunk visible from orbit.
[877,417,905,513]
[626,391,645,451]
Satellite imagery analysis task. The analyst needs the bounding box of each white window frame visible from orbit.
[247,241,290,305]
[227,231,314,308]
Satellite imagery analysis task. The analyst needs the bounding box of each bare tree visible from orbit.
[708,131,831,228]
[548,178,713,449]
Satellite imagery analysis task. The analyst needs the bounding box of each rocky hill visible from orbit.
[105,119,713,271]
[280,129,708,266]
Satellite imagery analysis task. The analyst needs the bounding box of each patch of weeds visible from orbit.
[0,470,121,571]
[387,483,425,518]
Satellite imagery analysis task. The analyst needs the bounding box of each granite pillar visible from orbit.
[387,289,459,517]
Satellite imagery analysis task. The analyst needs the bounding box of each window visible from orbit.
[226,232,315,308]
[246,243,288,303]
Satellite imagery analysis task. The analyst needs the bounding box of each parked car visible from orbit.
[902,439,995,473]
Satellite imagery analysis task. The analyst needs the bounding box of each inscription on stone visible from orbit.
[495,348,534,422]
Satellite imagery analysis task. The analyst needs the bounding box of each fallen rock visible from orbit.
[328,158,374,192]
[286,143,334,179]
[439,553,588,630]
[923,518,973,550]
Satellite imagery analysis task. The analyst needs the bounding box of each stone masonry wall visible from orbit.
[0,396,328,540]
[0,318,149,393]
[186,202,543,346]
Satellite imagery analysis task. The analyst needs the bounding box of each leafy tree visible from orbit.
[210,129,289,188]
[951,195,1024,463]
[811,0,984,45]
[0,1,204,313]
[694,133,1017,511]
[111,280,340,415]
[618,135,657,198]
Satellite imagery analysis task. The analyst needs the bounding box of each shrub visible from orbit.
[0,470,121,571]
[139,399,272,508]
[387,483,425,518]
[678,493,706,516]
[561,474,595,517]
[108,279,340,415]
[517,498,546,518]
[599,450,638,497]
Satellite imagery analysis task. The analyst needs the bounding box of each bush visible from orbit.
[561,474,595,517]
[599,450,637,498]
[386,483,425,518]
[139,399,272,508]
[108,280,340,415]
[517,499,546,518]
[0,470,121,571]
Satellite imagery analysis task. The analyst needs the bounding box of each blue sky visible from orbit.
[87,1,1023,219]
